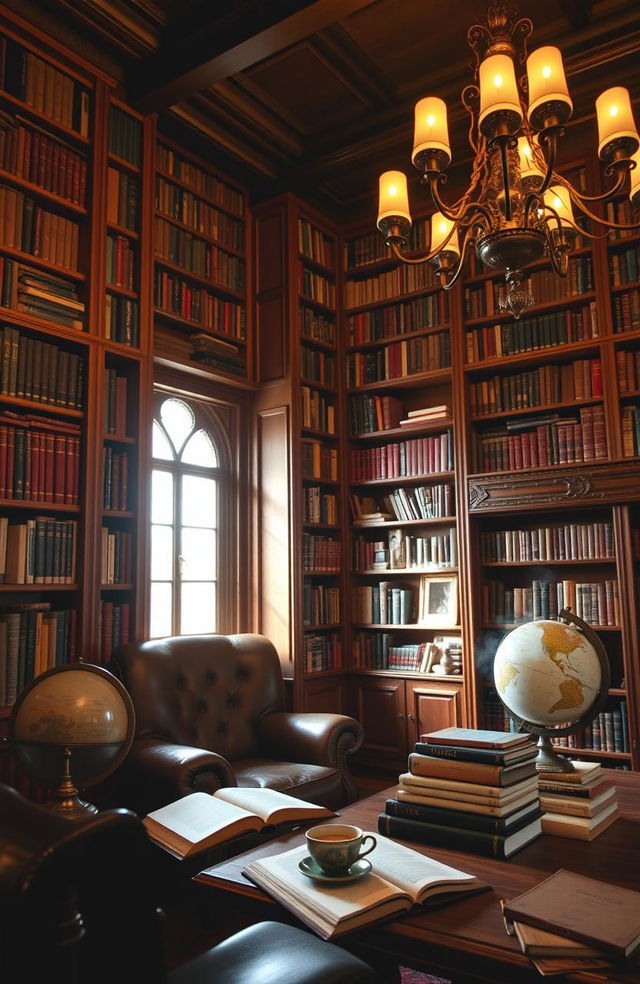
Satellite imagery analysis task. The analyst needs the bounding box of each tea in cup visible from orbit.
[305,823,376,876]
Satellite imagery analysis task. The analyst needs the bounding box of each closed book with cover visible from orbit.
[540,802,619,841]
[503,869,640,961]
[378,812,542,859]
[399,771,539,801]
[408,751,537,787]
[384,797,542,834]
[414,740,537,766]
[538,785,617,818]
[419,728,534,750]
[537,776,614,799]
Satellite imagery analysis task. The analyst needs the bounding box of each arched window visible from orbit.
[150,395,229,638]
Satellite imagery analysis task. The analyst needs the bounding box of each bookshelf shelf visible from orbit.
[107,221,139,240]
[154,167,243,220]
[154,257,244,301]
[0,89,90,146]
[350,471,455,487]
[0,245,84,281]
[108,151,139,174]
[0,167,88,216]
[155,209,244,259]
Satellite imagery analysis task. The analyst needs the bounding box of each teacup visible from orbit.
[305,823,377,876]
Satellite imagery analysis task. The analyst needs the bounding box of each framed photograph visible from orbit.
[419,575,458,628]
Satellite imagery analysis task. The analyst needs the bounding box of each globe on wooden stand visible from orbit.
[9,663,135,819]
[492,608,610,772]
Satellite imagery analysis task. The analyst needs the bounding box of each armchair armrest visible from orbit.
[102,739,237,816]
[258,713,363,769]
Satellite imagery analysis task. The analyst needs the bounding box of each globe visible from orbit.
[493,610,610,771]
[9,663,135,818]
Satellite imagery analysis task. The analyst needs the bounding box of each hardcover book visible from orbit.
[408,751,537,787]
[419,728,533,750]
[142,788,334,859]
[377,812,542,859]
[503,869,640,961]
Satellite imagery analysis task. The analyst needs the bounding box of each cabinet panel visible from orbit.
[406,683,462,747]
[352,676,407,767]
[304,674,345,713]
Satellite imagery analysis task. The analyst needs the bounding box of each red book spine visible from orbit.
[0,424,7,498]
[64,436,74,505]
[44,431,55,503]
[53,434,66,503]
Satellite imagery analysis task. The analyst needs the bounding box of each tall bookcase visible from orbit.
[341,219,467,770]
[253,194,345,712]
[153,133,253,386]
[0,8,153,790]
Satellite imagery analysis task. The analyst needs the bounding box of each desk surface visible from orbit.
[195,769,640,984]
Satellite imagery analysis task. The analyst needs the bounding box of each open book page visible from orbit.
[369,835,484,902]
[214,787,333,824]
[143,792,261,854]
[244,842,412,939]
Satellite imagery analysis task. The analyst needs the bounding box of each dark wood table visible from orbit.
[194,770,640,984]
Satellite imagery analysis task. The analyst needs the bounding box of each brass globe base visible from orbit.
[46,746,99,820]
[535,736,576,773]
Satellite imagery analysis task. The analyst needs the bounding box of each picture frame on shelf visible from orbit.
[418,575,458,628]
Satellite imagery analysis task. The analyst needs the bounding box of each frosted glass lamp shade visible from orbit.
[527,46,572,129]
[377,171,412,238]
[412,97,451,170]
[596,87,639,162]
[430,212,460,258]
[478,54,522,136]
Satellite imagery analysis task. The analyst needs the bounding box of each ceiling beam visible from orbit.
[130,0,378,113]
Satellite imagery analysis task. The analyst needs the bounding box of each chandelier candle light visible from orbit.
[377,3,640,318]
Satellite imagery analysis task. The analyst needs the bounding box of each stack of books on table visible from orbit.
[378,728,542,859]
[538,760,620,840]
[398,404,452,427]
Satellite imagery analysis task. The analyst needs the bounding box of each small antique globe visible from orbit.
[493,609,610,771]
[9,663,135,819]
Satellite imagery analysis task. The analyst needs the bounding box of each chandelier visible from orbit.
[376,2,640,318]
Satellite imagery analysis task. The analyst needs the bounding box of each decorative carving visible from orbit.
[563,475,591,497]
[469,483,489,508]
[468,462,640,511]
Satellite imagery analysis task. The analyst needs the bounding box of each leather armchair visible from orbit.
[103,633,364,816]
[0,784,381,984]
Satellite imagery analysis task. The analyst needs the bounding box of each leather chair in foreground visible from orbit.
[0,784,380,984]
[104,633,364,816]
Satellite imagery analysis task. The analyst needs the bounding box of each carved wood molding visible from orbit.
[468,460,640,512]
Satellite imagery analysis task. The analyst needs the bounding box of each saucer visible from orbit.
[298,856,373,883]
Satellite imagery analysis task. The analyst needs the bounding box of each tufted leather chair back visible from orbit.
[111,634,285,762]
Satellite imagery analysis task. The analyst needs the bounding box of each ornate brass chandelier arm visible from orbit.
[388,240,442,265]
[536,129,558,196]
[437,227,476,291]
[556,167,627,204]
[427,173,463,222]
[568,191,640,231]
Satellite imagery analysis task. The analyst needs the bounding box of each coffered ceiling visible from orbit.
[24,0,640,220]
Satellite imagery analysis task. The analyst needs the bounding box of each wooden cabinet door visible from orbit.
[405,683,463,748]
[303,674,345,713]
[351,676,407,769]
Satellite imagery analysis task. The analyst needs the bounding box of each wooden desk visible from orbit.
[195,770,640,984]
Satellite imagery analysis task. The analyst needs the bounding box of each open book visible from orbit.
[243,836,487,939]
[142,789,334,859]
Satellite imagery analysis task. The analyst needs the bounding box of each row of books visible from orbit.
[352,528,456,572]
[301,440,337,481]
[469,358,602,416]
[606,196,636,235]
[0,602,77,706]
[379,728,542,859]
[299,263,335,308]
[156,177,244,252]
[154,271,246,338]
[1,38,90,136]
[465,304,599,363]
[106,233,136,290]
[609,243,640,286]
[0,516,76,583]
[549,704,629,753]
[472,407,608,473]
[303,632,341,673]
[343,218,429,270]
[0,184,80,270]
[480,520,614,563]
[102,447,129,511]
[103,368,128,435]
[302,583,340,626]
[350,484,454,524]
[0,112,88,206]
[345,262,437,310]
[346,330,450,386]
[0,415,80,503]
[463,257,594,321]
[348,393,402,434]
[156,143,244,217]
[301,386,335,433]
[108,106,141,168]
[351,582,415,625]
[349,431,454,482]
[106,166,138,232]
[302,486,337,526]
[302,533,340,573]
[298,219,332,268]
[2,261,85,330]
[0,321,84,407]
[100,527,134,585]
[301,347,335,387]
[621,404,640,456]
[616,346,640,393]
[300,305,335,346]
[155,219,245,293]
[481,578,620,625]
[98,599,131,663]
[104,295,138,347]
[347,292,448,345]
[612,287,640,333]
